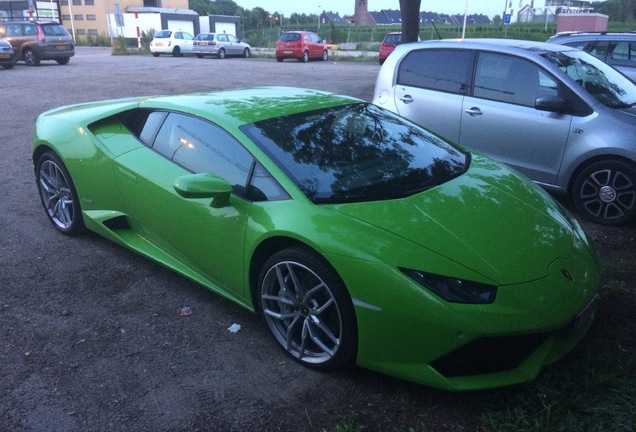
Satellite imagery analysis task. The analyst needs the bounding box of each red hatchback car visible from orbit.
[275,31,328,62]
[379,32,403,65]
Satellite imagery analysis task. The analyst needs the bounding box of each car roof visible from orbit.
[1,20,61,25]
[394,38,577,56]
[549,31,636,40]
[139,87,359,127]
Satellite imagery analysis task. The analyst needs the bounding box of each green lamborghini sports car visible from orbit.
[33,87,599,391]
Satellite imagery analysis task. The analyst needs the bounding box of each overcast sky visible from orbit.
[233,0,510,19]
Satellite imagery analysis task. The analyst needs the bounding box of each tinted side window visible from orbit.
[153,113,253,191]
[610,41,636,63]
[397,49,473,94]
[473,53,557,107]
[589,41,610,60]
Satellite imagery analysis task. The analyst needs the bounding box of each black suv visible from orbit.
[548,31,636,81]
[0,20,74,66]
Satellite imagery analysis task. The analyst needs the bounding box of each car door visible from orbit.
[227,34,240,55]
[216,33,229,54]
[460,52,572,184]
[175,31,193,52]
[392,49,474,143]
[113,111,254,298]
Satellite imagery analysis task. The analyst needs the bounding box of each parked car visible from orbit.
[192,33,250,59]
[379,32,403,65]
[275,31,327,62]
[548,31,636,81]
[149,30,194,57]
[0,20,74,66]
[32,86,599,391]
[0,38,16,69]
[373,39,636,226]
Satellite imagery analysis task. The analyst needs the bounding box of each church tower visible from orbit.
[353,0,374,25]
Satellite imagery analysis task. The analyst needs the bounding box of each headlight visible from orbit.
[400,268,498,304]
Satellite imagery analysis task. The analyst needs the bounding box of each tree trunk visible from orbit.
[399,0,421,43]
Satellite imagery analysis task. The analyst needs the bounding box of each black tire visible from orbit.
[1,63,14,69]
[56,57,70,65]
[196,53,204,58]
[23,48,40,66]
[276,57,284,62]
[300,50,309,63]
[258,246,357,369]
[217,48,226,59]
[152,52,160,57]
[572,159,636,226]
[35,151,85,236]
[322,50,328,61]
[172,46,181,57]
[242,48,250,58]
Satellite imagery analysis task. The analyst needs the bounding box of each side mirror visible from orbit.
[535,95,569,114]
[173,173,232,208]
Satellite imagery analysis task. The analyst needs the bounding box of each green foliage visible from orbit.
[141,28,155,49]
[111,36,130,55]
[74,33,111,47]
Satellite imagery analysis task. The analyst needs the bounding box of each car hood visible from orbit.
[330,156,575,286]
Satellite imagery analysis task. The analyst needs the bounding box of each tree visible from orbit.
[399,0,421,43]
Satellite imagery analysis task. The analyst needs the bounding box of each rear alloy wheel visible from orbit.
[172,46,182,57]
[322,50,328,61]
[258,246,357,369]
[218,48,226,59]
[23,48,40,66]
[36,151,85,236]
[301,50,309,63]
[242,48,250,58]
[572,159,636,226]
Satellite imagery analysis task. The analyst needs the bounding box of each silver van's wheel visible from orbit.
[258,247,357,368]
[572,159,636,226]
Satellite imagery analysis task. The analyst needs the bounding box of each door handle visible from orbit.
[399,95,414,104]
[465,107,483,117]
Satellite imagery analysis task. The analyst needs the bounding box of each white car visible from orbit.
[149,30,194,57]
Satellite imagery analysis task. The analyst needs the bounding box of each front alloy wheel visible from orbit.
[572,159,636,226]
[258,247,357,369]
[36,151,85,236]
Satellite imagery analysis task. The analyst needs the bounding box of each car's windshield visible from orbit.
[542,50,636,109]
[241,103,469,204]
[155,30,171,38]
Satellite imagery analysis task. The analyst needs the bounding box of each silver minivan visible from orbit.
[373,39,636,226]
